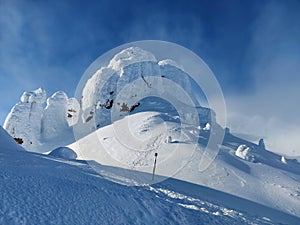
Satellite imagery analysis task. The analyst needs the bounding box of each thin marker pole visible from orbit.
[152,153,158,181]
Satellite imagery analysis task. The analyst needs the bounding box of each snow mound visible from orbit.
[48,147,77,160]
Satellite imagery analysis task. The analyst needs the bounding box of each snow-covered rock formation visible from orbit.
[80,47,214,135]
[3,88,46,151]
[4,47,215,151]
[3,88,79,152]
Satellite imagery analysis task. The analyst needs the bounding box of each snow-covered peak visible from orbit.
[20,87,46,103]
[108,47,157,71]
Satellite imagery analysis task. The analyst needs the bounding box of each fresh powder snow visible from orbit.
[1,125,299,224]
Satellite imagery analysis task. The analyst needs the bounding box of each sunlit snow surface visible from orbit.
[1,126,299,224]
[69,111,300,218]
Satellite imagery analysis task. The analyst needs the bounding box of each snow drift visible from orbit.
[48,146,77,160]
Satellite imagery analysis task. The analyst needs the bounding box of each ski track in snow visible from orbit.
[146,186,274,225]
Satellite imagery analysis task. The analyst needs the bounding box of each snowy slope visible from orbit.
[1,125,299,225]
[69,111,300,219]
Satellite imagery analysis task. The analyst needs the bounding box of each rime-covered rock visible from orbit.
[80,47,215,134]
[42,91,69,140]
[3,88,79,152]
[3,88,46,151]
[4,47,215,151]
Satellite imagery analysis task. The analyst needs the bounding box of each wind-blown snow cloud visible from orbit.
[227,1,300,156]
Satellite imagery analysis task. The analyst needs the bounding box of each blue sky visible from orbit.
[0,0,300,156]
